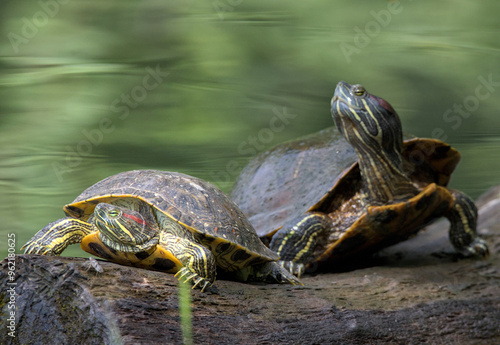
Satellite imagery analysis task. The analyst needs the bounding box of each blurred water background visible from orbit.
[1,1,499,258]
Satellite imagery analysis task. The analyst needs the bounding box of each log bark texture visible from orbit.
[1,186,500,345]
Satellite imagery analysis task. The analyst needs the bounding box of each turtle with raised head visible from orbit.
[23,170,301,291]
[231,81,489,277]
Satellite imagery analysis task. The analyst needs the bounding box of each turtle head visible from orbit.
[93,203,159,253]
[331,81,403,160]
[331,81,417,203]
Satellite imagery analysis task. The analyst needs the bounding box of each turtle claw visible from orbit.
[191,277,211,292]
[460,238,489,258]
[175,267,213,292]
[174,267,193,281]
[279,260,305,278]
[22,233,68,256]
[22,241,52,255]
[21,241,33,254]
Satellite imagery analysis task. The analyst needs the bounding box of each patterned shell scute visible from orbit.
[231,127,356,237]
[71,170,277,260]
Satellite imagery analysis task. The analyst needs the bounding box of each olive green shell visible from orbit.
[231,127,460,238]
[64,170,277,261]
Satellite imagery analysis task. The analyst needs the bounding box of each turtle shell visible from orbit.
[231,127,461,239]
[65,170,278,262]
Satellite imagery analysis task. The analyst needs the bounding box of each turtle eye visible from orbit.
[353,86,366,97]
[108,210,121,218]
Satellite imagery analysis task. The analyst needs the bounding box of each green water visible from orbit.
[1,1,499,258]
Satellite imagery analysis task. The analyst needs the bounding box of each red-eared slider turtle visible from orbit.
[231,81,489,277]
[23,170,301,291]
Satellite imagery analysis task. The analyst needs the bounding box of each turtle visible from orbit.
[231,81,489,277]
[22,170,301,291]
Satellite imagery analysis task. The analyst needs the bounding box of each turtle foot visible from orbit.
[279,260,305,278]
[175,267,213,292]
[459,238,489,258]
[22,239,60,256]
[22,217,92,256]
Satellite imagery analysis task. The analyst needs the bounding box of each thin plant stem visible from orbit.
[178,279,193,345]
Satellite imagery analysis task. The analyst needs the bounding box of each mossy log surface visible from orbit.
[1,186,500,345]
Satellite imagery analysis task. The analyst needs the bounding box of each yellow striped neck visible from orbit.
[356,145,418,205]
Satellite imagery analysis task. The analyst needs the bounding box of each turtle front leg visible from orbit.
[22,217,94,255]
[446,190,489,258]
[269,212,330,277]
[160,233,217,292]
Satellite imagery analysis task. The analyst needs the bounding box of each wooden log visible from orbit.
[1,186,500,344]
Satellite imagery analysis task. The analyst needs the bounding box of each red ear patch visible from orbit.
[122,213,147,226]
[374,95,396,114]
